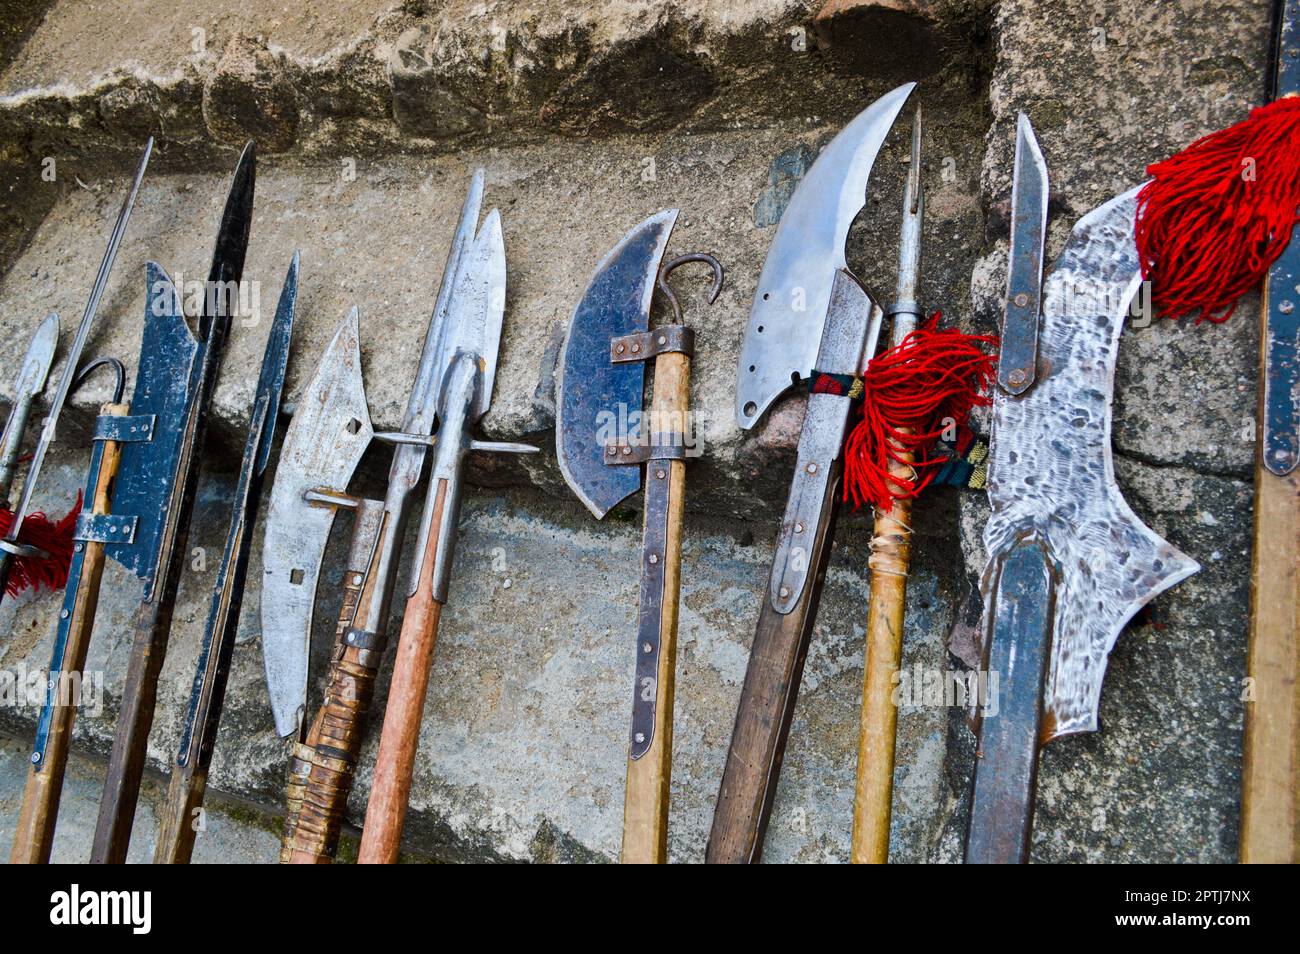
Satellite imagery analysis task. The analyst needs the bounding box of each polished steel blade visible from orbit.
[998,113,1049,394]
[261,308,373,738]
[981,188,1199,742]
[556,211,677,518]
[736,83,914,428]
[0,313,59,503]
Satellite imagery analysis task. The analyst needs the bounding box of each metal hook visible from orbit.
[71,357,126,404]
[656,252,724,325]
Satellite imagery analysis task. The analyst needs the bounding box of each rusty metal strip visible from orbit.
[603,435,692,466]
[629,465,671,759]
[610,326,696,363]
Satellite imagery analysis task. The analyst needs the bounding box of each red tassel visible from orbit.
[0,491,83,597]
[1135,97,1300,322]
[843,314,997,511]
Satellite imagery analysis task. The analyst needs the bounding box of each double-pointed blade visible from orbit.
[735,83,914,428]
[261,308,373,739]
[982,188,1199,741]
[556,210,678,518]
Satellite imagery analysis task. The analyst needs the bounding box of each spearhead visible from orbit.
[0,313,58,505]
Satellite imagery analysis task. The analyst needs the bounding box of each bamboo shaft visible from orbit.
[9,402,126,865]
[357,481,448,864]
[620,349,689,864]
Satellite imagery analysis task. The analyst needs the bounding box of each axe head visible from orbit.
[260,308,373,739]
[556,210,677,519]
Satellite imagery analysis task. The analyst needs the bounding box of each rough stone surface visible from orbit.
[0,0,1270,863]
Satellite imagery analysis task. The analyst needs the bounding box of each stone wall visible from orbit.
[0,0,1263,862]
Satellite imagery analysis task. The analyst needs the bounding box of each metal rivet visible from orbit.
[622,446,632,456]
[634,733,646,744]
[74,543,84,552]
[60,609,69,619]
[649,554,659,564]
[643,642,652,653]
[631,344,640,354]
[806,462,818,475]
[655,469,666,479]
[657,335,667,345]
[779,586,790,599]
[352,573,363,586]
[1008,368,1027,387]
[1280,300,1295,315]
[30,752,40,764]
[794,522,803,533]
[1013,292,1030,308]
[615,344,626,354]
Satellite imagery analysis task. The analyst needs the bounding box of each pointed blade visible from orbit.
[261,308,373,739]
[557,210,677,519]
[998,113,1048,394]
[982,188,1199,742]
[254,252,299,474]
[736,82,914,428]
[444,206,506,423]
[12,313,58,404]
[203,141,256,335]
[104,263,201,587]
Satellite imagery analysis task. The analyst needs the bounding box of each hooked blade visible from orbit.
[981,188,1200,741]
[103,263,200,589]
[261,308,373,739]
[0,313,59,502]
[735,83,914,429]
[556,210,678,518]
[998,113,1048,395]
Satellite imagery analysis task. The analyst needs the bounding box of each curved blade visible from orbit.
[556,210,677,518]
[261,308,373,739]
[104,263,200,586]
[981,188,1200,742]
[202,141,256,339]
[736,82,914,428]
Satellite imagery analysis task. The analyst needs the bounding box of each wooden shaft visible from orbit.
[282,558,374,863]
[153,763,207,864]
[1242,288,1300,861]
[9,402,126,865]
[706,474,841,863]
[357,481,448,864]
[851,440,914,864]
[620,349,689,864]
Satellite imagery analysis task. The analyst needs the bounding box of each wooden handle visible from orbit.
[281,563,375,863]
[153,763,207,864]
[9,403,126,865]
[706,471,841,864]
[1241,460,1300,862]
[850,441,914,864]
[620,350,689,864]
[357,480,448,864]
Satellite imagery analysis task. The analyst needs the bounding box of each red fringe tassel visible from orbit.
[1135,97,1300,322]
[0,491,83,597]
[843,314,997,511]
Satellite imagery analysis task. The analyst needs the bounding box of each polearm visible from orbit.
[358,176,532,863]
[153,254,297,864]
[9,358,128,864]
[0,314,58,506]
[91,142,256,864]
[850,110,922,863]
[0,139,152,601]
[707,84,913,862]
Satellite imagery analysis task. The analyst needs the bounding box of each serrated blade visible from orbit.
[998,113,1048,394]
[735,82,914,429]
[261,308,373,739]
[556,210,678,518]
[982,187,1199,742]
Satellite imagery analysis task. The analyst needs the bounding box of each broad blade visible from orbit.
[261,308,373,739]
[104,263,200,587]
[998,113,1048,394]
[736,83,914,428]
[981,188,1199,742]
[556,210,678,518]
[449,206,507,423]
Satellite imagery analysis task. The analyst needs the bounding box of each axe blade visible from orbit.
[556,210,678,519]
[260,308,373,739]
